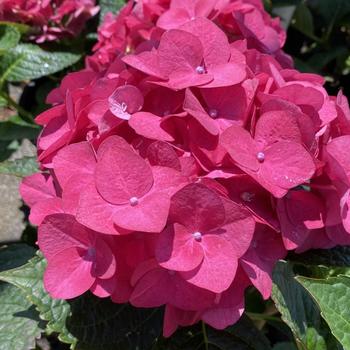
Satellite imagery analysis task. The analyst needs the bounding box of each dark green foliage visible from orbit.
[270,0,350,96]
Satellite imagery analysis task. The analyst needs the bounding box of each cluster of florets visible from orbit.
[20,0,350,336]
[87,0,292,70]
[0,0,99,42]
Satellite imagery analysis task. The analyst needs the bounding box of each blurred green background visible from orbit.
[268,0,350,96]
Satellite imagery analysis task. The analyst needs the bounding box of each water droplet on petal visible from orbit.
[129,197,139,206]
[121,102,128,112]
[196,66,205,74]
[209,109,218,118]
[257,152,265,163]
[193,231,202,242]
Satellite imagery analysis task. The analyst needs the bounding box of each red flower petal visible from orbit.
[156,224,204,271]
[95,138,154,205]
[169,183,225,232]
[129,112,175,141]
[180,18,230,67]
[183,89,219,136]
[43,247,95,299]
[220,125,259,172]
[180,234,237,293]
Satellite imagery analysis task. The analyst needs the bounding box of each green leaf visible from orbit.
[160,316,271,350]
[272,342,297,350]
[0,156,38,177]
[0,94,7,107]
[0,244,36,272]
[0,254,78,347]
[272,5,296,29]
[306,47,349,72]
[297,275,350,350]
[207,330,261,350]
[0,44,81,84]
[68,295,163,350]
[0,253,164,350]
[0,283,44,350]
[308,0,350,23]
[0,24,20,54]
[0,21,30,35]
[225,315,271,349]
[292,3,315,38]
[0,115,39,141]
[272,261,340,350]
[99,0,125,22]
[0,244,43,350]
[206,322,271,350]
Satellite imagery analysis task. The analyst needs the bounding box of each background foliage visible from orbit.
[0,0,349,349]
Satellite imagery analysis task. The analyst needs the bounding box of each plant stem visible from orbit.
[201,321,209,350]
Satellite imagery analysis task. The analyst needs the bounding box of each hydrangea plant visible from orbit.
[0,1,350,349]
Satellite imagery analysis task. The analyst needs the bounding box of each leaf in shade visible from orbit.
[272,342,297,350]
[272,261,342,350]
[67,295,163,350]
[0,115,40,141]
[292,3,315,37]
[306,47,349,72]
[0,252,164,350]
[297,275,350,350]
[158,316,271,350]
[0,244,36,272]
[308,0,350,23]
[289,246,350,267]
[225,315,271,349]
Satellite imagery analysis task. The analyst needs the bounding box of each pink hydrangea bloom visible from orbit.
[87,0,292,70]
[20,0,350,337]
[0,0,99,43]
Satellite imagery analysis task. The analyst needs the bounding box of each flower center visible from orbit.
[256,152,265,163]
[129,197,139,206]
[209,109,218,118]
[86,247,96,259]
[196,66,205,74]
[240,192,255,202]
[192,231,202,242]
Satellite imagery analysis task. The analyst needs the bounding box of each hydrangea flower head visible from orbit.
[20,0,350,337]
